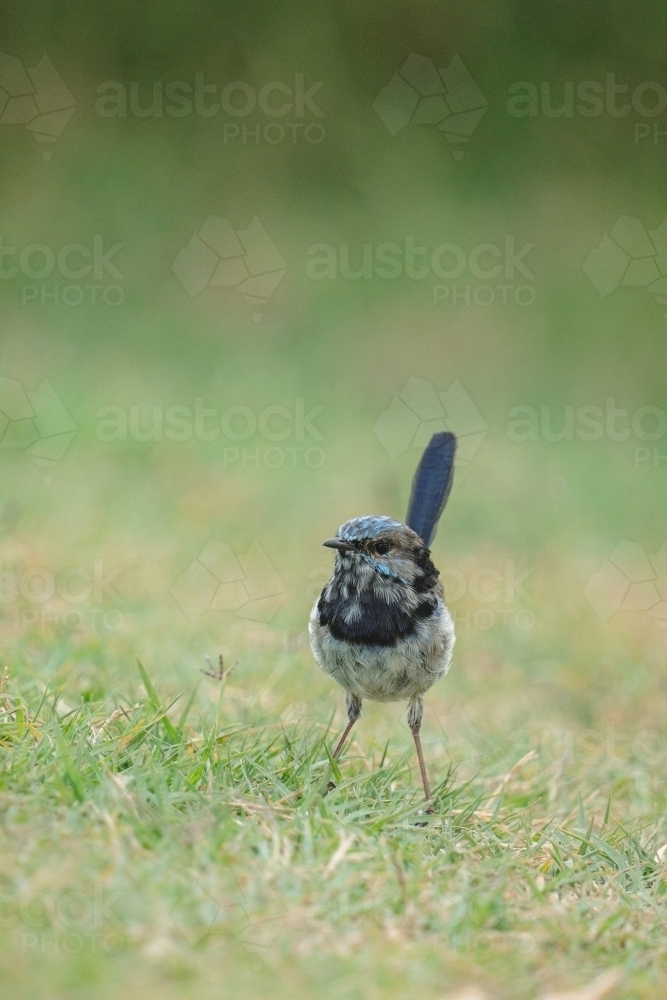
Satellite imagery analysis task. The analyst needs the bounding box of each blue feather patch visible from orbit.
[338,515,403,541]
[405,432,457,546]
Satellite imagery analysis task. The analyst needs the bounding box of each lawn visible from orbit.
[1,4,667,997]
[1,288,666,999]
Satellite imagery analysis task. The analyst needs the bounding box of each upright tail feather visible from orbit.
[405,432,457,546]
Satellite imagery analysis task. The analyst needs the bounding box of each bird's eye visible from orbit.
[374,539,390,556]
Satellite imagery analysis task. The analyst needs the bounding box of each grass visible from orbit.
[0,286,666,998]
[2,615,667,1000]
[1,13,667,990]
[0,275,665,998]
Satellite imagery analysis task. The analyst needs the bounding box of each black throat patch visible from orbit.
[317,588,437,647]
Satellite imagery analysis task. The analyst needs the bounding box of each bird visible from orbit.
[309,431,457,811]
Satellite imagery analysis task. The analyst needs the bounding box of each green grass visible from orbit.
[2,5,667,994]
[2,616,667,1000]
[1,263,666,999]
[0,279,666,999]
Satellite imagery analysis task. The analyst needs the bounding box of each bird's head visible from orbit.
[323,515,438,592]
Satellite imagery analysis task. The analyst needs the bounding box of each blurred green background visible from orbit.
[1,0,665,678]
[1,2,667,997]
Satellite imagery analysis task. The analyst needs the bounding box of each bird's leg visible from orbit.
[332,693,362,759]
[408,697,433,813]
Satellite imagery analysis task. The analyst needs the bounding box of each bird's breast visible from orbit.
[316,587,438,647]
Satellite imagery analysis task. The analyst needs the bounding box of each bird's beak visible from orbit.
[323,537,355,552]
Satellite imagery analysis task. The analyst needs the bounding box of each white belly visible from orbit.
[309,600,454,703]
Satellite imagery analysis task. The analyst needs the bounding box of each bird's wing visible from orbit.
[405,432,457,546]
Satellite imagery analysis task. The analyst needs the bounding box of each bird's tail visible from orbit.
[405,432,457,546]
